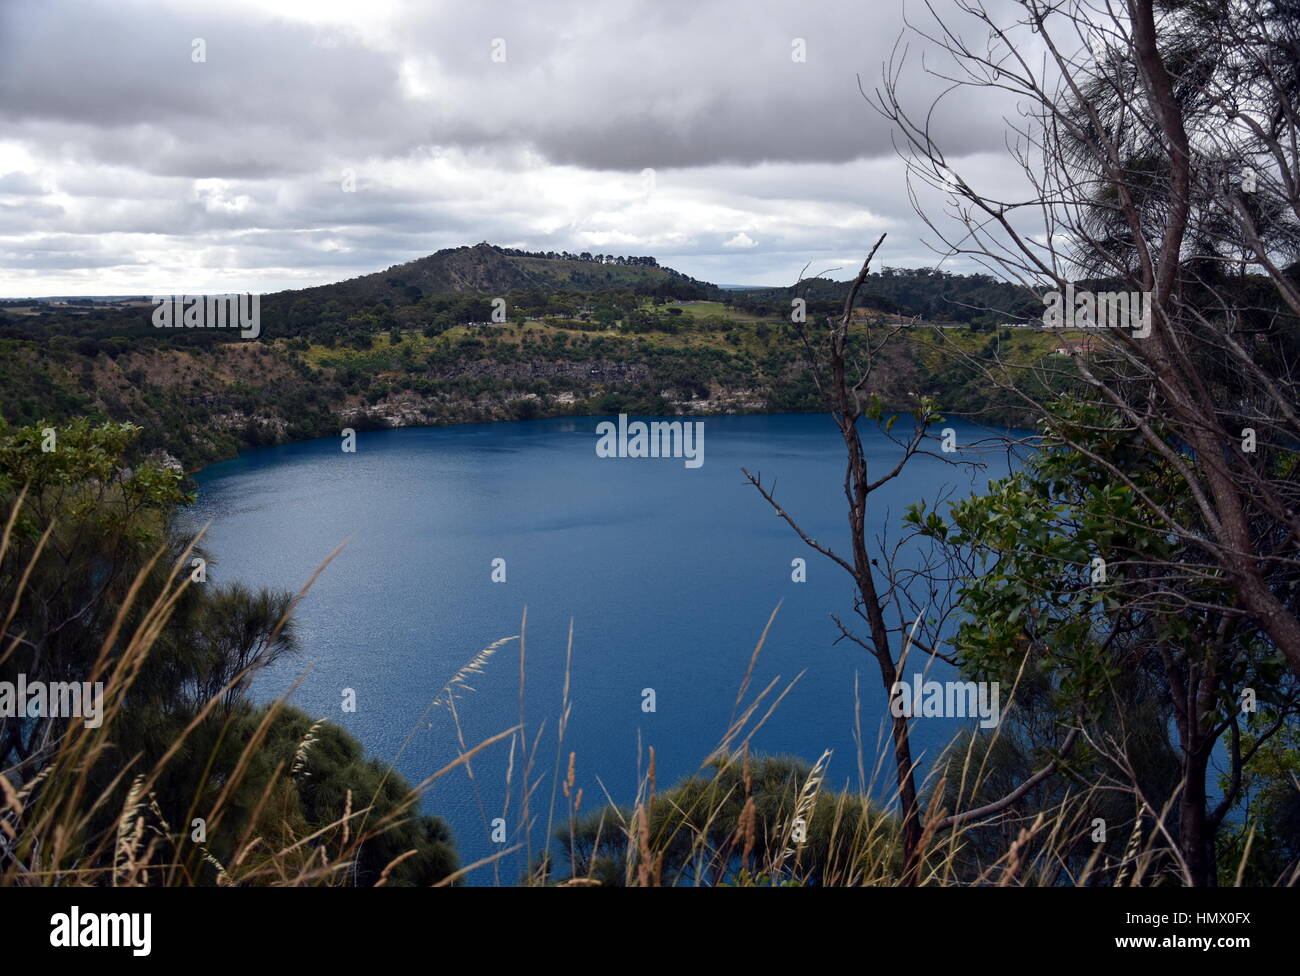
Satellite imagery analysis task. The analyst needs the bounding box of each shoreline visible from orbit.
[182,408,1030,479]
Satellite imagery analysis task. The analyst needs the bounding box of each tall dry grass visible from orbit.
[0,496,1266,887]
[0,493,508,887]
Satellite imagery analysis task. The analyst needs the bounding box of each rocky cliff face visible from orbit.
[431,357,649,382]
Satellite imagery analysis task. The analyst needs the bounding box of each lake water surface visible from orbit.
[177,414,1016,880]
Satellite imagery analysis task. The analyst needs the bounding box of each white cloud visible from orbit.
[0,0,1039,294]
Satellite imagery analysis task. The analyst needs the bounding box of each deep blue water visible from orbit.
[176,414,1017,881]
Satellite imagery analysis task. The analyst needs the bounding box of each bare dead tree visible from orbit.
[743,233,1082,880]
[745,234,937,877]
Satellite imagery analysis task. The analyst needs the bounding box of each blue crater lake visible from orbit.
[176,414,1016,881]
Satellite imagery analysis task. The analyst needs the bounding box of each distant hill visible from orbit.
[727,269,1045,328]
[281,242,718,305]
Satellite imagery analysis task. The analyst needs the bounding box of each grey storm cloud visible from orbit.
[0,5,414,179]
[0,0,1015,174]
[0,0,1037,292]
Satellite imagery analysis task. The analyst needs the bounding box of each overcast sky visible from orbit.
[0,0,1034,296]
